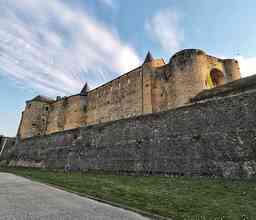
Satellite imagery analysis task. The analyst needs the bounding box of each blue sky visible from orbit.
[1,0,256,136]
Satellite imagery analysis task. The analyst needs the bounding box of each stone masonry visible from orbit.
[5,75,256,179]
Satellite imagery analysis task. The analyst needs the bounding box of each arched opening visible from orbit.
[206,69,225,89]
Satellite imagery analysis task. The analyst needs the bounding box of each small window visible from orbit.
[45,106,49,111]
[32,123,36,127]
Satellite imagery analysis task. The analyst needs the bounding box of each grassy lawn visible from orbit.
[0,167,255,220]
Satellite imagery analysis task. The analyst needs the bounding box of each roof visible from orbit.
[28,95,54,104]
[143,51,154,64]
[80,82,89,95]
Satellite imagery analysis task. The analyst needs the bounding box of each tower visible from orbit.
[18,96,53,138]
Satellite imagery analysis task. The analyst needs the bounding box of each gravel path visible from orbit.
[0,172,150,220]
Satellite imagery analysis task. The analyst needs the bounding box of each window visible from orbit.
[45,106,49,111]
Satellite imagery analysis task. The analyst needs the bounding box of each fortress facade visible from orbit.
[3,49,256,179]
[17,49,240,139]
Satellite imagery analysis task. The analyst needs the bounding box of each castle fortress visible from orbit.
[17,49,240,139]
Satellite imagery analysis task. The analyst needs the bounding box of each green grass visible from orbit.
[1,167,255,220]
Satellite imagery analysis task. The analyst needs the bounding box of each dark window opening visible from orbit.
[207,69,225,89]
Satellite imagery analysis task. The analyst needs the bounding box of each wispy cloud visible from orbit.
[0,0,140,96]
[145,8,184,54]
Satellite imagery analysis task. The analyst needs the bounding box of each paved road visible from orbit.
[0,173,150,220]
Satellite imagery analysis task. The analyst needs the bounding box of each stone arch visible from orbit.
[206,68,225,89]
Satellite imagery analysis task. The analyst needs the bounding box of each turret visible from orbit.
[223,59,241,81]
[142,51,165,68]
[18,96,53,139]
[143,51,154,64]
[166,49,207,106]
[80,82,89,95]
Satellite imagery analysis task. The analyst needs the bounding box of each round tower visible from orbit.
[223,59,241,81]
[166,49,241,108]
[168,49,208,107]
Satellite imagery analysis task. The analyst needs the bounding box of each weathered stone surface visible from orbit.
[4,88,256,179]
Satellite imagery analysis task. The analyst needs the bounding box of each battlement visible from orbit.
[17,49,241,139]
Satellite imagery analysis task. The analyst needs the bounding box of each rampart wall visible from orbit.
[5,83,256,179]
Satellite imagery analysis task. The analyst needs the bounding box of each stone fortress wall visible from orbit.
[5,75,256,179]
[17,49,240,139]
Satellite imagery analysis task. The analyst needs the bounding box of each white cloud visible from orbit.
[0,0,140,97]
[235,56,256,78]
[145,8,184,54]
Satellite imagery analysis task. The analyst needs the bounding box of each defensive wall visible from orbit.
[3,75,256,179]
